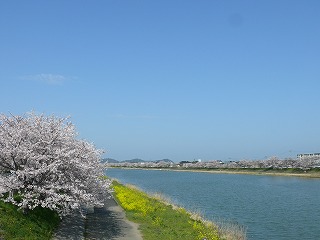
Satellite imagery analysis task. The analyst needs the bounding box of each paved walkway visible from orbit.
[53,195,142,240]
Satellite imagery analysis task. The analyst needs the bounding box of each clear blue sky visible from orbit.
[1,1,320,162]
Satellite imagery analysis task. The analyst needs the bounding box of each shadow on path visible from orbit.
[53,195,142,240]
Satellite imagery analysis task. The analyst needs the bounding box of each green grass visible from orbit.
[161,167,320,178]
[112,181,235,240]
[0,200,60,240]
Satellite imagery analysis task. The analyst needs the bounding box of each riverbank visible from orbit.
[53,193,142,240]
[170,168,320,178]
[109,167,320,178]
[107,168,320,239]
[112,180,246,240]
[0,193,142,240]
[0,200,59,240]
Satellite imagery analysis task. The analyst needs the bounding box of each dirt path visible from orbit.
[53,195,142,240]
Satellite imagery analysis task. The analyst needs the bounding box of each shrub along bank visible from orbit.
[0,200,60,240]
[112,181,246,240]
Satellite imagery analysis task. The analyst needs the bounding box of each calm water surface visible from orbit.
[105,168,320,240]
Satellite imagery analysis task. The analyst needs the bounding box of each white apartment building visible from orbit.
[297,153,320,159]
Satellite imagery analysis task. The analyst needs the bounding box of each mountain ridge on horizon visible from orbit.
[101,158,174,164]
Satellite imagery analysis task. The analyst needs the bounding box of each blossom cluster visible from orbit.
[0,112,111,217]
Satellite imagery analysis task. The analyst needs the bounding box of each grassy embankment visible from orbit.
[0,200,60,240]
[112,181,246,240]
[113,167,320,178]
[0,180,246,240]
[169,167,320,178]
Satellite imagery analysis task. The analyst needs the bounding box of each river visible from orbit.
[105,168,320,240]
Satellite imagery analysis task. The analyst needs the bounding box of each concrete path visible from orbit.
[53,195,142,240]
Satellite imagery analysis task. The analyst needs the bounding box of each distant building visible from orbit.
[297,153,320,159]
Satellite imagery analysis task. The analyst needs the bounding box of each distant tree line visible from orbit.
[105,156,320,170]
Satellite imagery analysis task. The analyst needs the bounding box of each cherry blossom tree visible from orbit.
[0,112,111,217]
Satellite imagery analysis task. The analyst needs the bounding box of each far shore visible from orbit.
[108,167,320,178]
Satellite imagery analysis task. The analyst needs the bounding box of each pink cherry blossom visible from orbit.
[0,112,111,217]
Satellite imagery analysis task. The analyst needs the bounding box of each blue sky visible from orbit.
[1,1,320,162]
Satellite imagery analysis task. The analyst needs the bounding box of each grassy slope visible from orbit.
[0,201,60,240]
[114,167,320,178]
[112,181,226,240]
[170,167,320,178]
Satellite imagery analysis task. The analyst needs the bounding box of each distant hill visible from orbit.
[123,158,146,163]
[123,158,174,163]
[102,158,174,164]
[153,159,174,163]
[101,158,119,163]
